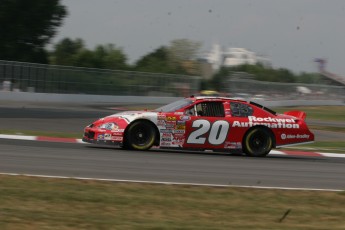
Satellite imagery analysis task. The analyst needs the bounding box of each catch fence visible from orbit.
[226,76,345,101]
[1,60,344,101]
[0,60,200,97]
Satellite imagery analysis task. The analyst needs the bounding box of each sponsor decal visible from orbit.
[232,116,300,129]
[111,132,123,136]
[161,137,172,142]
[172,136,185,145]
[157,120,166,126]
[224,142,242,149]
[165,124,175,129]
[173,133,185,139]
[162,133,171,138]
[173,130,185,134]
[281,133,310,139]
[166,116,177,121]
[177,120,186,125]
[173,134,184,140]
[115,129,124,132]
[232,121,299,129]
[174,112,184,115]
[176,125,186,130]
[112,136,123,141]
[104,133,111,140]
[161,129,173,133]
[97,134,104,140]
[248,116,295,123]
[180,116,191,121]
[172,141,184,145]
[160,142,171,146]
[158,114,166,120]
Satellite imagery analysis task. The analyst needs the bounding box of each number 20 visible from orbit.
[186,120,229,145]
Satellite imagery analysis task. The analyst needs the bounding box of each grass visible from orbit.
[309,125,345,133]
[0,175,344,230]
[282,141,345,154]
[273,106,345,122]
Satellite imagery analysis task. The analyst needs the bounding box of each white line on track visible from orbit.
[0,134,36,141]
[0,172,343,192]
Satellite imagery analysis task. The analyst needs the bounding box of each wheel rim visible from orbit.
[248,130,269,153]
[126,122,155,150]
[131,124,153,146]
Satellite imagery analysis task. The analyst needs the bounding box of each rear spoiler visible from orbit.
[284,110,307,120]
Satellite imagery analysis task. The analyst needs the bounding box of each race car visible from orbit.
[82,96,314,157]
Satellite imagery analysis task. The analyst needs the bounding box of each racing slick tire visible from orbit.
[124,120,156,150]
[243,127,273,157]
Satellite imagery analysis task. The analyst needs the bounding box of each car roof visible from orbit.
[190,96,248,103]
[185,96,277,115]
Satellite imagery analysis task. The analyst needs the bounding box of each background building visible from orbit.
[199,44,271,79]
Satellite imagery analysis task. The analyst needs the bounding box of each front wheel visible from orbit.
[124,121,156,150]
[243,127,273,157]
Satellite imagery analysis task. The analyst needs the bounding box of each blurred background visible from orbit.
[0,0,344,102]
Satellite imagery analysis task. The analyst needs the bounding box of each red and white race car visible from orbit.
[83,96,314,157]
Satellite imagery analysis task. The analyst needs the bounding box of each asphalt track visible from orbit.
[0,138,344,190]
[0,104,344,190]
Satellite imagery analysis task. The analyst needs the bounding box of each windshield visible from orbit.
[250,101,277,115]
[155,99,194,112]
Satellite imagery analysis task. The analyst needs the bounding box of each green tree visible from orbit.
[134,46,174,73]
[50,38,128,70]
[168,39,202,74]
[224,63,297,82]
[134,39,202,75]
[297,72,322,84]
[0,0,67,63]
[204,67,231,91]
[50,38,85,65]
[93,44,128,70]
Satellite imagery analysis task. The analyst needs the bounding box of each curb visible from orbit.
[0,134,83,144]
[0,134,344,158]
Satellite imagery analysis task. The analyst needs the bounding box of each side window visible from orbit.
[230,102,253,117]
[196,102,225,117]
[184,106,196,116]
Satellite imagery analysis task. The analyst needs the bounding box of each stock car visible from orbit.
[82,96,314,157]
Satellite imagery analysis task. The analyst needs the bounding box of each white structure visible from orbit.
[203,44,271,71]
[223,48,257,66]
[205,44,222,70]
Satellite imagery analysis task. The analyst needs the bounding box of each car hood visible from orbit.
[99,110,160,124]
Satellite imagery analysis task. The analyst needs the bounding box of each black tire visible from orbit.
[124,121,156,150]
[243,127,273,157]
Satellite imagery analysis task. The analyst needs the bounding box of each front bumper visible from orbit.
[82,137,122,146]
[83,127,124,146]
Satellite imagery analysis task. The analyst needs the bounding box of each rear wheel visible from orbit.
[243,127,273,157]
[124,121,156,150]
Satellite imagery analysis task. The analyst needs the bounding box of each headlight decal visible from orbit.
[99,122,119,130]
